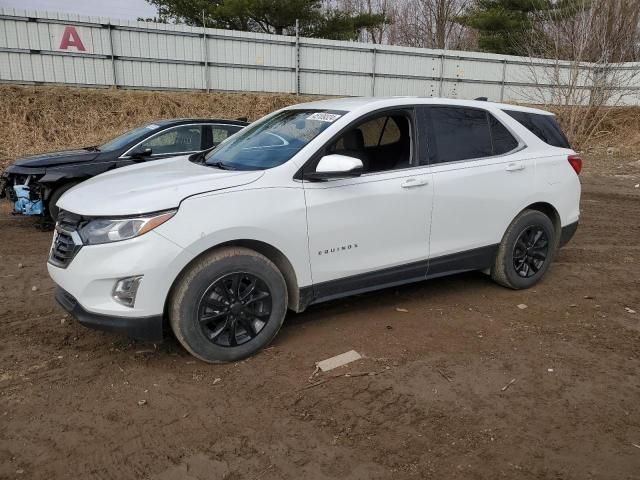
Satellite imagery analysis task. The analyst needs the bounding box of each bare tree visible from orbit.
[333,0,473,49]
[387,0,472,50]
[517,0,640,148]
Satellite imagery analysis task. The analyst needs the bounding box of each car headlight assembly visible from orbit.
[79,210,176,245]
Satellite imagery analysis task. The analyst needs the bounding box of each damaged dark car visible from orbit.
[0,118,248,221]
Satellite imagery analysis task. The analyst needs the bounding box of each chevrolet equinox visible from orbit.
[48,97,581,363]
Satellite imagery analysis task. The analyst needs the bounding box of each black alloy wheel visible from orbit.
[491,209,556,290]
[512,226,549,278]
[197,272,272,347]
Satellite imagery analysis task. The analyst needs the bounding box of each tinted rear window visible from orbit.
[504,110,571,148]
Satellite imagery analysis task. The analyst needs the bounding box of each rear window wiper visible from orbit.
[83,145,100,152]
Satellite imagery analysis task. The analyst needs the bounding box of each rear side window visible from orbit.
[504,110,570,148]
[489,115,519,155]
[202,124,244,149]
[429,107,518,163]
[428,107,493,163]
[420,107,520,164]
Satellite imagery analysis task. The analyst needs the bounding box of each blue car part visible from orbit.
[13,185,44,216]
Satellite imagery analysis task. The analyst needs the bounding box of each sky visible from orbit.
[0,0,158,20]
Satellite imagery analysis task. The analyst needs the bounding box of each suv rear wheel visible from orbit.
[169,247,288,363]
[491,209,556,289]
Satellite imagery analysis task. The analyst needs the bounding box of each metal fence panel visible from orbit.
[0,7,638,105]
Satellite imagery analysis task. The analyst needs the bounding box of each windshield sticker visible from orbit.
[145,124,160,130]
[306,112,342,123]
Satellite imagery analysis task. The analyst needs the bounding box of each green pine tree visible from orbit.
[456,0,554,55]
[146,0,386,40]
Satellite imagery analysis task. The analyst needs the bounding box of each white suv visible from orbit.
[48,97,581,363]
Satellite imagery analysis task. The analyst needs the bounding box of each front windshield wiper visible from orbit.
[83,145,100,152]
[208,161,236,170]
[189,151,206,164]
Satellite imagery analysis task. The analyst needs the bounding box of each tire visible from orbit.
[169,247,288,363]
[48,182,80,222]
[491,209,556,290]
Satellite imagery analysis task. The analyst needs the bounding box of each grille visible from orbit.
[57,210,83,231]
[48,210,83,268]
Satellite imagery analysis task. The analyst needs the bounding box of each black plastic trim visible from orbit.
[55,287,163,342]
[299,244,498,310]
[559,221,578,248]
[427,244,498,277]
[312,259,429,305]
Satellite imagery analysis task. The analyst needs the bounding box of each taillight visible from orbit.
[568,154,582,175]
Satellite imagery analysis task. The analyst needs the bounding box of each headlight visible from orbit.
[79,210,176,245]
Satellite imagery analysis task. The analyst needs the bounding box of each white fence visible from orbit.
[1,7,639,105]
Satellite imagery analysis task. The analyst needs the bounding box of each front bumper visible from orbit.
[47,229,196,340]
[55,287,163,342]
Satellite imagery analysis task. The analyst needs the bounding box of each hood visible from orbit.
[13,149,100,168]
[57,155,264,217]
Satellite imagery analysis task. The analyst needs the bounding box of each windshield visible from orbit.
[99,124,163,152]
[205,109,346,170]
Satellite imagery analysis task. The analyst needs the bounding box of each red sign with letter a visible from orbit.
[59,26,86,51]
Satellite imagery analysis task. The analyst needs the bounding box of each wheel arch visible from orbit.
[520,202,562,246]
[165,239,302,316]
[41,177,86,201]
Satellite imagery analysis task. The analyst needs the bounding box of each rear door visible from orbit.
[419,106,535,270]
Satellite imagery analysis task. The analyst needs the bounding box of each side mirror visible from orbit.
[305,154,363,181]
[130,147,152,159]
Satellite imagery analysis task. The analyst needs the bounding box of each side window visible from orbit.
[328,111,413,173]
[212,127,229,145]
[359,117,387,147]
[139,126,203,154]
[489,114,519,155]
[379,118,401,145]
[202,125,244,149]
[428,107,492,163]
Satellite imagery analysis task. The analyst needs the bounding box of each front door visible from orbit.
[303,109,433,299]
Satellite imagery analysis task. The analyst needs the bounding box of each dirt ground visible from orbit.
[1,158,639,480]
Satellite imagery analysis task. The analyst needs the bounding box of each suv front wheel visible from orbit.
[169,247,288,363]
[491,209,556,289]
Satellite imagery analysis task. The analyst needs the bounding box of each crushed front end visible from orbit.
[1,168,46,216]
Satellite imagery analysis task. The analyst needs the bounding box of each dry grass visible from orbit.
[545,105,640,153]
[0,85,319,168]
[0,84,638,169]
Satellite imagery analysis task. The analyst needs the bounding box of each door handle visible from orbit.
[401,178,429,188]
[505,162,525,172]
